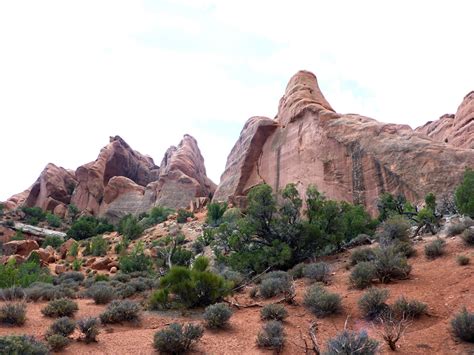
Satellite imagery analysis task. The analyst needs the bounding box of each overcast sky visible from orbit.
[1,0,473,201]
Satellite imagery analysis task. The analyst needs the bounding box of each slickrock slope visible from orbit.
[215,71,474,215]
[416,91,474,149]
[5,135,215,221]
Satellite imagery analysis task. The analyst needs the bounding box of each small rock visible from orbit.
[110,266,117,273]
[55,264,66,274]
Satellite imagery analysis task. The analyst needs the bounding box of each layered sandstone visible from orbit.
[215,70,474,215]
[416,91,474,149]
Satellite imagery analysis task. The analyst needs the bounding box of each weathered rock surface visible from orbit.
[416,91,474,149]
[215,70,474,215]
[2,239,39,257]
[4,189,30,210]
[6,135,215,221]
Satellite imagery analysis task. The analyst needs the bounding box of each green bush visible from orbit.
[373,246,411,283]
[393,296,427,319]
[350,262,376,289]
[177,209,194,223]
[100,300,141,324]
[462,228,474,246]
[41,298,78,318]
[378,215,410,244]
[54,271,84,285]
[457,255,470,265]
[119,242,153,273]
[203,303,233,328]
[77,317,100,343]
[47,334,69,351]
[157,260,232,308]
[350,248,376,266]
[455,169,474,217]
[260,304,288,321]
[45,213,61,228]
[0,335,49,354]
[141,206,174,228]
[47,317,76,337]
[303,285,341,317]
[153,323,203,353]
[0,302,27,325]
[256,321,285,350]
[424,238,446,259]
[149,289,171,310]
[288,263,305,279]
[84,235,108,257]
[67,216,114,240]
[325,330,379,355]
[206,202,228,226]
[451,307,474,342]
[21,206,46,225]
[222,207,242,224]
[259,272,292,299]
[358,287,390,320]
[303,262,331,282]
[0,259,52,288]
[118,215,143,240]
[26,283,75,301]
[392,240,417,258]
[87,284,115,304]
[41,236,63,249]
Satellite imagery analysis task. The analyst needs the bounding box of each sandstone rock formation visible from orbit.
[5,135,215,222]
[416,91,474,149]
[215,70,474,215]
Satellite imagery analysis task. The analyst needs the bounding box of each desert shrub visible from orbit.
[12,230,25,240]
[47,334,70,351]
[0,286,26,301]
[455,169,474,217]
[303,285,341,317]
[26,283,75,301]
[288,263,305,279]
[424,238,446,259]
[99,300,141,324]
[115,283,136,299]
[203,303,233,328]
[68,241,79,258]
[21,206,46,225]
[256,321,285,350]
[0,259,53,288]
[457,255,470,266]
[350,261,376,289]
[54,271,84,286]
[118,214,144,240]
[378,215,411,243]
[77,317,100,343]
[72,259,82,271]
[141,206,174,228]
[67,216,113,240]
[221,207,242,224]
[0,335,49,354]
[259,272,292,299]
[392,240,416,258]
[0,302,27,325]
[118,242,153,273]
[153,323,204,353]
[249,286,258,298]
[156,258,232,309]
[358,287,390,320]
[86,236,108,257]
[462,228,474,246]
[325,330,379,355]
[451,307,474,342]
[260,304,288,321]
[206,202,227,226]
[41,298,78,318]
[303,262,331,282]
[350,248,376,266]
[220,269,244,287]
[41,236,63,249]
[373,246,411,283]
[447,218,474,236]
[45,213,61,228]
[177,209,194,223]
[149,289,171,310]
[393,296,427,319]
[47,317,76,337]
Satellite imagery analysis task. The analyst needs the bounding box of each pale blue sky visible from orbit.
[0,0,473,200]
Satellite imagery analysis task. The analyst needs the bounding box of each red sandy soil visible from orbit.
[1,236,473,354]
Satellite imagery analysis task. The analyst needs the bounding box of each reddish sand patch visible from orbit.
[1,237,473,354]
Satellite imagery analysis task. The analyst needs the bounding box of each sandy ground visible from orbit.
[1,236,473,354]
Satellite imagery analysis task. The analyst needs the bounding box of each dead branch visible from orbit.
[231,266,272,292]
[373,314,411,351]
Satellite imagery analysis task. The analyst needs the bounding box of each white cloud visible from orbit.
[0,0,473,200]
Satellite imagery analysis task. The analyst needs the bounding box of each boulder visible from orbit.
[2,239,39,257]
[59,238,76,259]
[55,264,66,274]
[214,70,474,215]
[91,256,112,270]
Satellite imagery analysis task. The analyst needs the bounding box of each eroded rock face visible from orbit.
[215,71,474,215]
[416,91,474,149]
[24,163,77,211]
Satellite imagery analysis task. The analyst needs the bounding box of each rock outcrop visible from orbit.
[6,135,215,222]
[215,70,474,215]
[416,91,474,149]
